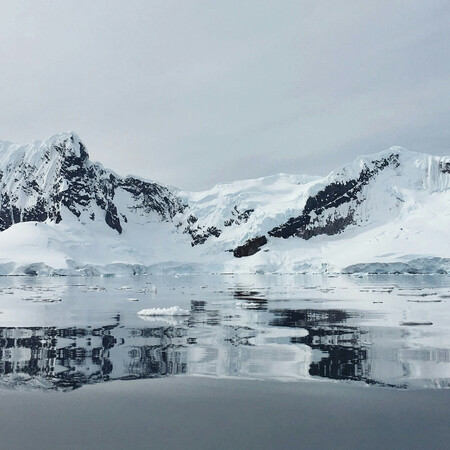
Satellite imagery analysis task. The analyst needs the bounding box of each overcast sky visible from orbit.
[1,1,449,190]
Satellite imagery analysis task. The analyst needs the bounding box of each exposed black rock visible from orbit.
[207,226,221,237]
[187,215,198,224]
[439,161,450,174]
[233,235,267,258]
[105,202,122,234]
[224,206,254,227]
[184,219,222,246]
[269,154,400,240]
[118,176,185,220]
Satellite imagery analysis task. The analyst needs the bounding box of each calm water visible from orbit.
[0,274,449,391]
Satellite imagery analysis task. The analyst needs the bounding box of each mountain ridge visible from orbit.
[0,132,185,235]
[0,132,448,275]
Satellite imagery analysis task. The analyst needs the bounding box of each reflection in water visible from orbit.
[270,309,392,386]
[0,286,449,391]
[0,320,188,391]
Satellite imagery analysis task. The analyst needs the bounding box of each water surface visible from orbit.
[0,274,449,391]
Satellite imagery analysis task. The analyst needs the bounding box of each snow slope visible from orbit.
[0,133,448,275]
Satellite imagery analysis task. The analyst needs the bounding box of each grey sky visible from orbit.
[1,1,449,190]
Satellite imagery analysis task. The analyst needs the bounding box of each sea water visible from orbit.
[0,273,448,391]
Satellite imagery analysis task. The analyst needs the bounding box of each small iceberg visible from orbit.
[137,306,190,316]
[137,316,182,326]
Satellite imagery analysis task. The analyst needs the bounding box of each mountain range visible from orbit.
[0,132,448,275]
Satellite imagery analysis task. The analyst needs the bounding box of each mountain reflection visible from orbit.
[270,309,373,384]
[0,298,448,391]
[0,322,188,391]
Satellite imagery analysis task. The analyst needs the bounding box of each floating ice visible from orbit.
[137,306,190,316]
[22,297,62,303]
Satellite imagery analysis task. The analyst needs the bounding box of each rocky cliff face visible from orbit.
[0,133,185,235]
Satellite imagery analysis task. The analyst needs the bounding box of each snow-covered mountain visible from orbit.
[0,132,449,275]
[0,132,184,234]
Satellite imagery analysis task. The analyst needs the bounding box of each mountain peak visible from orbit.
[43,131,88,161]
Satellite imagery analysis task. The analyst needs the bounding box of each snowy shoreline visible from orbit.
[0,256,448,277]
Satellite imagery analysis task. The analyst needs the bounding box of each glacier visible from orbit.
[0,132,448,275]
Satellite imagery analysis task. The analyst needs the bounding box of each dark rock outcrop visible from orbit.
[184,218,222,246]
[439,161,450,174]
[269,154,400,240]
[224,206,254,227]
[233,235,267,258]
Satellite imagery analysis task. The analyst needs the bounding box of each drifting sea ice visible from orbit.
[137,306,190,316]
